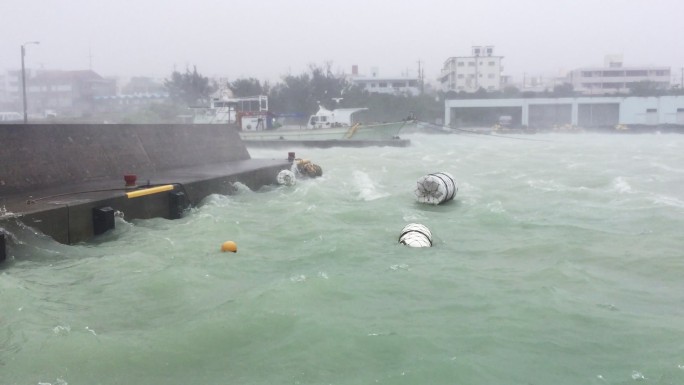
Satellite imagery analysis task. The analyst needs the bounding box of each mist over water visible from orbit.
[2,133,683,385]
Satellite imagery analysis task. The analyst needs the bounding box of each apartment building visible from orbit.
[439,46,503,93]
[567,55,671,94]
[348,65,421,96]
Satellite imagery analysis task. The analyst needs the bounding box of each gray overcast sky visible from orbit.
[2,0,683,83]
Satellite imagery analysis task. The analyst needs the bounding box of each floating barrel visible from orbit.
[277,169,296,186]
[294,159,323,178]
[414,172,457,205]
[398,223,432,248]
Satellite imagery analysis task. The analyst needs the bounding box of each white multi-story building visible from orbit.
[439,46,503,93]
[567,55,671,94]
[348,65,421,96]
[0,70,22,110]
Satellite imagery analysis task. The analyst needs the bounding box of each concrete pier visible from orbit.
[243,138,411,149]
[0,124,291,252]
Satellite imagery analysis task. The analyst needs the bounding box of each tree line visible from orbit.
[153,63,442,125]
[124,64,684,124]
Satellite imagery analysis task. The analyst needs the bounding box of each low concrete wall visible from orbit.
[0,124,250,195]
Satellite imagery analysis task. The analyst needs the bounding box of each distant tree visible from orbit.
[118,102,185,124]
[551,83,575,97]
[229,77,267,97]
[444,90,459,99]
[266,62,441,124]
[501,86,521,98]
[122,76,165,95]
[164,66,215,106]
[669,84,684,96]
[628,80,665,97]
[269,72,314,117]
[473,87,488,99]
[268,62,348,116]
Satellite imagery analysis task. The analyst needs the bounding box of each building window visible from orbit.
[602,83,622,89]
[408,80,418,87]
[457,61,464,66]
[370,83,377,88]
[488,74,495,79]
[379,82,387,87]
[655,70,668,76]
[626,70,647,77]
[581,71,593,77]
[489,61,495,66]
[457,74,464,79]
[392,82,403,88]
[468,62,475,66]
[646,108,657,113]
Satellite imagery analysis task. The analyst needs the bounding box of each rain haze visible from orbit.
[2,0,684,83]
[4,2,684,385]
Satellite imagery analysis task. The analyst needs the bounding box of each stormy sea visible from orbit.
[2,132,683,385]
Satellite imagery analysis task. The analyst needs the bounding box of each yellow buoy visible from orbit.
[220,241,237,253]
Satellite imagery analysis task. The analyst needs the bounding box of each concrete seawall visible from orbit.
[0,124,252,194]
[0,124,290,253]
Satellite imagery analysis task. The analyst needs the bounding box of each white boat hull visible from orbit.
[239,121,413,141]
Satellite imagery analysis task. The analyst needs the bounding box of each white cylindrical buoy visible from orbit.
[277,169,296,186]
[414,172,457,205]
[398,223,432,248]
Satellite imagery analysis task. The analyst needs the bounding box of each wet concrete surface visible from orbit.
[0,124,291,246]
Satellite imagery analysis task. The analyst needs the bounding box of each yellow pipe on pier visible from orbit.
[126,184,174,199]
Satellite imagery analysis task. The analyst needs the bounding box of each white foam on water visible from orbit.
[651,194,684,210]
[486,200,506,213]
[631,370,646,380]
[290,274,306,282]
[612,177,633,194]
[52,325,71,335]
[351,170,389,201]
[650,162,684,173]
[527,179,565,192]
[1,205,19,220]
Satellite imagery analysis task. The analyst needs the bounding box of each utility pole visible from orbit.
[21,41,40,124]
[21,45,26,123]
[417,60,424,94]
[476,59,480,91]
[523,72,526,90]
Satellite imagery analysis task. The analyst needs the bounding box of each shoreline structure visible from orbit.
[0,123,291,260]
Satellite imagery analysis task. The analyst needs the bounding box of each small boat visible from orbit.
[240,105,413,141]
[192,91,413,142]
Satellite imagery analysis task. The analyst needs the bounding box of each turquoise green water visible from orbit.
[2,133,684,385]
